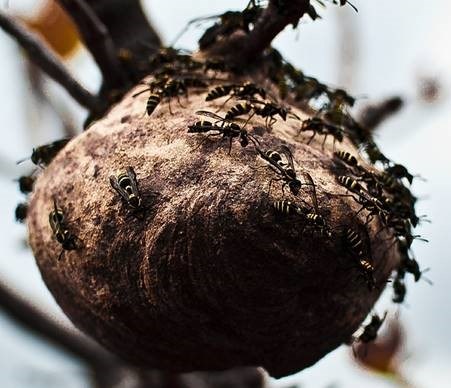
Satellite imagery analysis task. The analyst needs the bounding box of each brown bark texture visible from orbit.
[26,71,398,378]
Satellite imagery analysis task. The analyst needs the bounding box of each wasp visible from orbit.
[337,176,366,196]
[248,99,299,127]
[392,270,407,304]
[16,175,36,194]
[135,76,207,115]
[145,94,161,116]
[344,227,376,291]
[338,175,385,211]
[188,119,218,133]
[399,255,431,284]
[305,212,326,226]
[15,202,28,223]
[206,85,234,101]
[17,138,71,167]
[258,145,302,195]
[385,163,423,185]
[257,146,318,209]
[234,82,266,100]
[132,87,161,116]
[109,167,143,210]
[273,200,303,216]
[273,200,330,238]
[337,175,382,208]
[204,59,229,73]
[319,0,358,13]
[192,111,258,153]
[362,140,391,166]
[294,77,327,102]
[327,88,356,108]
[334,150,359,167]
[299,117,344,148]
[357,312,387,344]
[195,1,263,49]
[49,199,79,259]
[225,102,254,120]
[206,82,266,105]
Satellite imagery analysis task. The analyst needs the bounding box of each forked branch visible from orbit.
[206,0,311,65]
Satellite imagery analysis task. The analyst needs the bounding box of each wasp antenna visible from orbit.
[346,0,358,13]
[132,88,152,98]
[414,174,427,182]
[16,156,30,165]
[415,236,429,243]
[419,215,431,224]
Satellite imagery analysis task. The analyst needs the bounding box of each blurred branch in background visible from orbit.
[336,7,360,90]
[56,0,128,90]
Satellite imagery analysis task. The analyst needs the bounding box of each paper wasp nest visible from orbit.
[27,71,403,378]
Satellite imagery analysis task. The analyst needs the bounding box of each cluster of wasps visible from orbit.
[15,138,71,224]
[334,150,429,302]
[15,137,155,261]
[14,24,425,352]
[195,0,357,51]
[132,47,237,117]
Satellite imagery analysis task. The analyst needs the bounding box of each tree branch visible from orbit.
[56,0,129,90]
[87,0,162,81]
[206,0,311,65]
[0,280,116,369]
[0,12,103,113]
[88,0,161,51]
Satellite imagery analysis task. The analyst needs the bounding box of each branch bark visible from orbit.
[56,0,129,90]
[87,0,161,52]
[206,0,311,65]
[0,12,103,113]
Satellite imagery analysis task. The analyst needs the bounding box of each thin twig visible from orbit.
[0,12,102,113]
[57,0,129,89]
[206,0,311,65]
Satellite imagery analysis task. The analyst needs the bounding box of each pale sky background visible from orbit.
[0,1,450,387]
